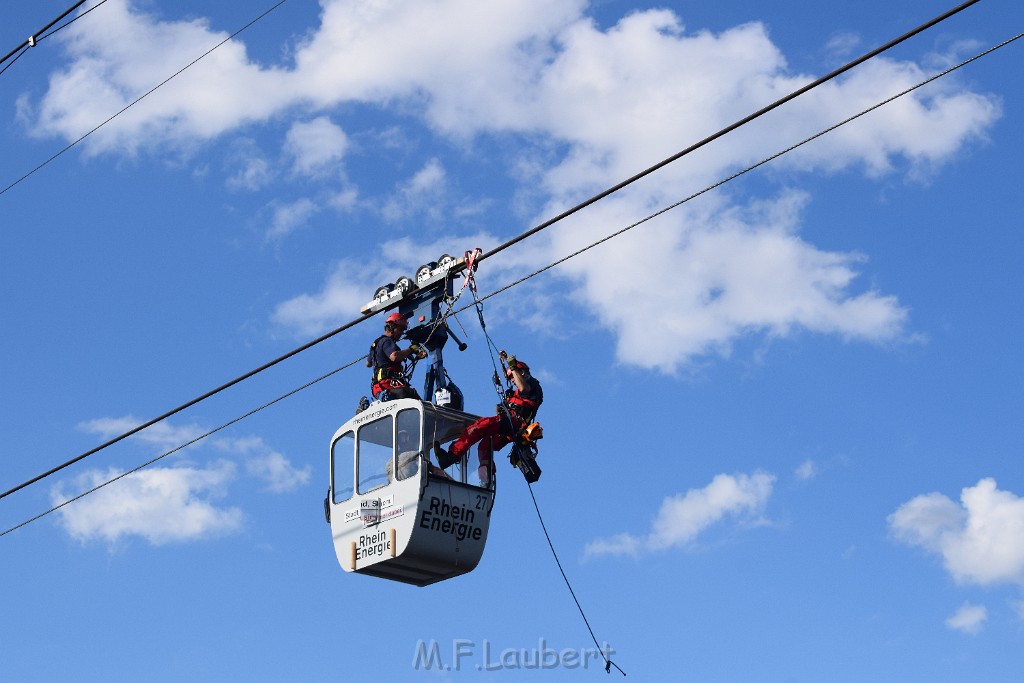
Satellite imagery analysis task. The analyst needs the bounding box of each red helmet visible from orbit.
[385,311,408,329]
[505,359,529,376]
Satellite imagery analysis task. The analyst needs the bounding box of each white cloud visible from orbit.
[550,192,908,372]
[51,462,243,546]
[216,436,312,493]
[25,1,292,155]
[24,1,1001,370]
[271,257,378,336]
[292,0,583,132]
[267,197,319,239]
[825,32,861,58]
[28,2,998,173]
[226,146,274,191]
[271,230,502,336]
[585,471,775,559]
[79,416,205,451]
[329,186,359,212]
[889,478,1024,586]
[285,116,349,177]
[795,459,817,481]
[774,59,1001,179]
[247,452,312,493]
[66,416,307,545]
[381,158,447,222]
[946,602,987,635]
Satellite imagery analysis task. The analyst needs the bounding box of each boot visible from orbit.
[433,441,460,469]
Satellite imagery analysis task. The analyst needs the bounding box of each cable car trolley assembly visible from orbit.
[361,252,471,410]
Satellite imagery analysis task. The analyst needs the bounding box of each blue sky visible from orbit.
[2,0,1022,680]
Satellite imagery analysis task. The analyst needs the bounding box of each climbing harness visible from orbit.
[367,334,423,395]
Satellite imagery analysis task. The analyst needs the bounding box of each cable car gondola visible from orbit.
[325,398,495,586]
[324,251,496,585]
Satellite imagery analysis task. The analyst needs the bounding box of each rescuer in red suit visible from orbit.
[434,357,542,486]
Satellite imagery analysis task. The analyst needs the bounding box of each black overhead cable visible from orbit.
[0,307,369,502]
[0,0,291,197]
[3,29,1017,537]
[0,0,88,71]
[0,356,368,538]
[0,45,31,77]
[0,0,114,78]
[465,31,1024,316]
[0,0,990,502]
[474,0,984,266]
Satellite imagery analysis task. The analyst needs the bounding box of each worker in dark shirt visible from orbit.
[368,311,427,401]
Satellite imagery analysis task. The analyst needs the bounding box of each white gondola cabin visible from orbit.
[326,398,495,586]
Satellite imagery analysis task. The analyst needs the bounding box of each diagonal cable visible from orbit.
[0,0,88,68]
[473,0,985,265]
[0,0,290,196]
[0,355,366,538]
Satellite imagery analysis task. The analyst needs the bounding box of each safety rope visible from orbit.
[423,248,482,343]
[468,273,518,436]
[526,481,625,676]
[464,263,619,672]
[463,261,505,394]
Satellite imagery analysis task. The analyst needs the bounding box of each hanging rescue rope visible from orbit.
[465,254,621,673]
[456,247,522,438]
[526,481,625,676]
[466,264,509,404]
[472,291,523,454]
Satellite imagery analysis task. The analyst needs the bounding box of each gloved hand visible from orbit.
[410,343,428,359]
